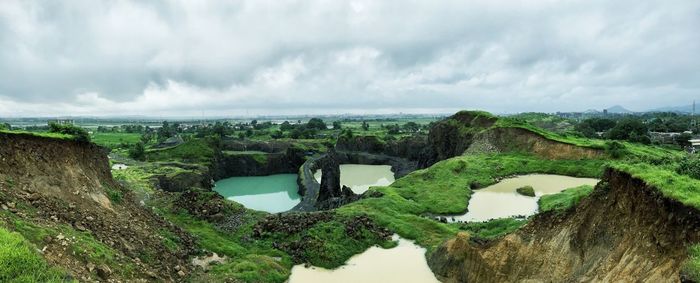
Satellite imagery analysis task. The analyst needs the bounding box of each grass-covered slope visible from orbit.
[146,139,215,164]
[538,185,594,213]
[0,227,68,282]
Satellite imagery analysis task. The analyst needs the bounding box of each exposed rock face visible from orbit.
[315,150,361,210]
[318,150,342,201]
[293,150,394,211]
[418,111,498,168]
[336,134,428,161]
[429,168,700,282]
[466,127,603,160]
[419,111,603,168]
[153,170,211,192]
[210,141,309,179]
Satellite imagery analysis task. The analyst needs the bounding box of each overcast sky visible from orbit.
[1,0,699,117]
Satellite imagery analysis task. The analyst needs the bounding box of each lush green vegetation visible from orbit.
[0,227,68,282]
[91,132,141,149]
[0,129,73,140]
[458,218,527,240]
[48,122,91,142]
[136,189,293,283]
[168,212,291,282]
[146,139,215,164]
[538,185,594,213]
[508,112,574,133]
[683,244,700,281]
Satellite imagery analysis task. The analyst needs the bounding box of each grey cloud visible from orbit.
[0,0,699,116]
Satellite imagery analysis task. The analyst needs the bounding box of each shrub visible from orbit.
[677,156,700,179]
[128,142,146,161]
[48,122,90,142]
[605,141,627,159]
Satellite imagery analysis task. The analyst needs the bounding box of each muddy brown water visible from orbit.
[287,235,440,283]
[451,174,599,222]
[314,164,395,194]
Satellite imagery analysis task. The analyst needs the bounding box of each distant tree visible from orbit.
[271,130,284,139]
[128,142,146,161]
[674,132,693,147]
[212,122,227,138]
[587,118,616,132]
[402,122,420,132]
[340,128,354,140]
[0,123,10,131]
[280,121,294,131]
[140,132,153,144]
[574,123,597,138]
[245,129,254,137]
[251,120,258,126]
[361,121,369,131]
[48,122,90,142]
[332,121,342,130]
[307,118,327,131]
[387,124,400,135]
[157,121,176,141]
[607,118,650,144]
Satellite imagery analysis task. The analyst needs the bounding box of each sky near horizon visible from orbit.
[0,0,699,117]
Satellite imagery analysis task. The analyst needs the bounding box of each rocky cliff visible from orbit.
[210,141,309,179]
[336,134,428,161]
[429,167,700,282]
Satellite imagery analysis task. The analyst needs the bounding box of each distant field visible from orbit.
[91,132,141,148]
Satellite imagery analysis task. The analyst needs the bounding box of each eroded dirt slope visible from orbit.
[429,168,700,282]
[0,133,197,281]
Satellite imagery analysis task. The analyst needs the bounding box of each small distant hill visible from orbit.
[606,105,634,114]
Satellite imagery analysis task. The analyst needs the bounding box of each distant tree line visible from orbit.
[572,113,700,146]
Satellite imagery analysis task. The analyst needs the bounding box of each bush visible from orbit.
[128,142,146,161]
[677,156,700,179]
[605,141,627,159]
[307,118,327,131]
[48,122,90,142]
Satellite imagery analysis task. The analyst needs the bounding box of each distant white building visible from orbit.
[689,139,700,153]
